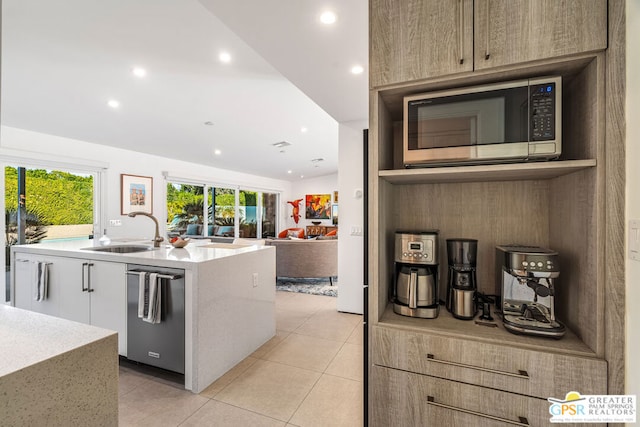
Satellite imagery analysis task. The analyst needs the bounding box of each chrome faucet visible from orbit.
[128,211,164,248]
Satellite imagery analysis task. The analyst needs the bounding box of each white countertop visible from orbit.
[0,304,116,377]
[10,238,273,269]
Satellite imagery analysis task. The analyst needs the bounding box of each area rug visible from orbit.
[276,277,338,297]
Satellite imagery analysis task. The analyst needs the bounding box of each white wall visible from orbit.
[0,126,292,241]
[288,173,338,230]
[626,1,640,396]
[336,120,366,314]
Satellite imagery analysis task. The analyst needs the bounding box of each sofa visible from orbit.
[265,238,337,284]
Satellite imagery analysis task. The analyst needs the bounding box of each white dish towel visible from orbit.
[32,261,49,301]
[145,273,162,324]
[137,271,162,324]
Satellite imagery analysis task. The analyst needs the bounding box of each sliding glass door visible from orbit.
[4,165,97,302]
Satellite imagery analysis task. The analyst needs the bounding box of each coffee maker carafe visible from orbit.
[446,239,478,319]
[392,232,439,319]
[495,245,565,338]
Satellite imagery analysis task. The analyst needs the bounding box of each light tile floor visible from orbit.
[118,291,364,426]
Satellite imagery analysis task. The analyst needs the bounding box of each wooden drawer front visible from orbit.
[372,326,607,400]
[370,365,555,427]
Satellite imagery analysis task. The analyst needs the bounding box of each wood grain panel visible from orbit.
[380,160,596,183]
[369,0,473,87]
[474,0,607,71]
[373,325,607,400]
[550,169,600,355]
[371,365,557,427]
[604,0,626,395]
[562,57,601,160]
[391,180,550,298]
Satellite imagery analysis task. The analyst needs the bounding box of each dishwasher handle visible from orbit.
[127,270,182,280]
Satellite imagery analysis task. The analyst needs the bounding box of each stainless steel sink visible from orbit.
[81,244,154,253]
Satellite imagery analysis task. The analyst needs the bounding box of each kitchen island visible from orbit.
[10,239,276,393]
[0,305,118,425]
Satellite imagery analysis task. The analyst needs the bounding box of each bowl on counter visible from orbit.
[169,237,190,248]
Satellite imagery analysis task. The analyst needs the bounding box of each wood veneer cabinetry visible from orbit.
[367,2,626,424]
[370,0,607,88]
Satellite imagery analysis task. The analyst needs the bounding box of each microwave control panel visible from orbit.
[530,82,556,141]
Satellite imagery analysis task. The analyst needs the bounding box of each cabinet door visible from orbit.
[13,253,71,317]
[370,0,473,87]
[53,256,91,323]
[88,261,126,355]
[474,0,607,71]
[13,254,34,311]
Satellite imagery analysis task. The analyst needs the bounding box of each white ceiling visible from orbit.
[0,0,368,181]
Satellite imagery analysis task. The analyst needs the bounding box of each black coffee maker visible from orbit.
[446,239,478,319]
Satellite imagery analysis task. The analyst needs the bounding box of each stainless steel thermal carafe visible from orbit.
[396,266,437,309]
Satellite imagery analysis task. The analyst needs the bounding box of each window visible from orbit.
[166,179,278,239]
[210,186,237,237]
[166,182,205,237]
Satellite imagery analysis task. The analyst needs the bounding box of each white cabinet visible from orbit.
[12,252,127,355]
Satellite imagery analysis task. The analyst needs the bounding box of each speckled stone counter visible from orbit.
[0,305,118,426]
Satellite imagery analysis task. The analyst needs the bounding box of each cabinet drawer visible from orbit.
[372,326,607,400]
[371,365,553,427]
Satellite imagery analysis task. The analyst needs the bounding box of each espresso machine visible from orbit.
[392,231,439,319]
[446,239,478,320]
[495,245,565,338]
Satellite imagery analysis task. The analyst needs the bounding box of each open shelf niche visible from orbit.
[370,53,605,357]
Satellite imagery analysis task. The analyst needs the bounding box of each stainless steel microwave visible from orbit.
[403,76,561,167]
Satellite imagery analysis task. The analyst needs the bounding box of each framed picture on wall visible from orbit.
[121,174,153,215]
[332,204,338,225]
[305,194,331,219]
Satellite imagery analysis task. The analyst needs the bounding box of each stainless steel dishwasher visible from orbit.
[126,264,185,374]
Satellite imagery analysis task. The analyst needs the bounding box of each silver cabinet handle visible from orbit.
[458,0,464,65]
[16,259,30,263]
[86,262,94,293]
[427,396,529,426]
[484,0,491,60]
[81,262,90,292]
[426,353,529,379]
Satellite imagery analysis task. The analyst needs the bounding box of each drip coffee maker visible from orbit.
[446,239,478,320]
[392,231,439,319]
[495,245,565,338]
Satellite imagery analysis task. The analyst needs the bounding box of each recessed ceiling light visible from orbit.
[301,127,308,133]
[300,175,305,179]
[132,67,147,77]
[219,51,232,63]
[107,99,120,108]
[320,11,337,25]
[287,170,292,174]
[214,149,221,156]
[351,65,364,75]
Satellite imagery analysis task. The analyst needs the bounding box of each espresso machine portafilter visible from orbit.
[446,239,478,320]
